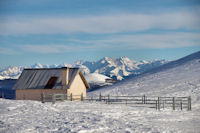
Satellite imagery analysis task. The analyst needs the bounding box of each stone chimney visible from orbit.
[62,67,69,86]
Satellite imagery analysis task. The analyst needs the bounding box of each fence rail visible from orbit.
[0,88,192,111]
[41,93,84,104]
[86,94,191,111]
[41,93,191,111]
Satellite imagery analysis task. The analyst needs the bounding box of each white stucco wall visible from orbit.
[67,73,87,99]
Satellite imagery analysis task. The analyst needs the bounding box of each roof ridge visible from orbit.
[24,67,80,70]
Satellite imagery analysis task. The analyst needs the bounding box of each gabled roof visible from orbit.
[13,67,89,90]
[65,68,90,89]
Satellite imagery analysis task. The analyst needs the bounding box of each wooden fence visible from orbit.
[41,93,84,104]
[41,93,191,111]
[86,94,192,111]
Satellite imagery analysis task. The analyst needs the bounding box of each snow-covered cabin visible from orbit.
[12,67,90,101]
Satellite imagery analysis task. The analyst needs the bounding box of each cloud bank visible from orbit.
[14,32,199,54]
[0,11,200,35]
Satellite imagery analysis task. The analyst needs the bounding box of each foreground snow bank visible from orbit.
[0,99,199,133]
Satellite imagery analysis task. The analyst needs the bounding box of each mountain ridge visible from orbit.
[0,56,167,80]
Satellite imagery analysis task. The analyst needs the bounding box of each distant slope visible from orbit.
[89,51,200,106]
[146,51,200,74]
[85,73,111,85]
[85,73,113,90]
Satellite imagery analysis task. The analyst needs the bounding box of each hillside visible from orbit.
[89,51,200,107]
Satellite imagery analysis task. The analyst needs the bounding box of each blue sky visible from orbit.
[0,0,200,68]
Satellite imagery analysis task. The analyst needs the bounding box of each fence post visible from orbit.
[158,97,160,110]
[180,100,182,110]
[70,93,72,101]
[172,97,175,110]
[99,93,102,101]
[188,96,191,111]
[155,100,158,110]
[61,94,64,101]
[146,96,147,104]
[91,96,93,101]
[190,96,192,110]
[163,100,165,109]
[108,95,110,104]
[41,93,45,103]
[144,95,146,104]
[52,94,55,104]
[142,95,143,104]
[81,93,83,101]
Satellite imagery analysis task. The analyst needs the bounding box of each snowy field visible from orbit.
[0,99,200,133]
[0,52,200,133]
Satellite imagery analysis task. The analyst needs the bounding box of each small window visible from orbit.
[44,77,58,89]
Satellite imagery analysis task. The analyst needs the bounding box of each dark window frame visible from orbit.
[44,77,58,89]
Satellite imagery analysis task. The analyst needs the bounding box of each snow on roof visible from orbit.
[12,67,88,90]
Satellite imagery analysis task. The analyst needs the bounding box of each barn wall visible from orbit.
[16,89,67,101]
[67,74,87,99]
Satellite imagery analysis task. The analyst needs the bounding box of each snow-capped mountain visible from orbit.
[0,66,24,80]
[0,57,167,81]
[89,51,200,102]
[73,57,167,80]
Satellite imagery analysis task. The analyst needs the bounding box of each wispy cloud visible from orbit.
[19,32,200,54]
[0,10,200,35]
[22,45,73,54]
[67,32,200,49]
[21,44,99,54]
[0,46,19,54]
[98,32,200,49]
